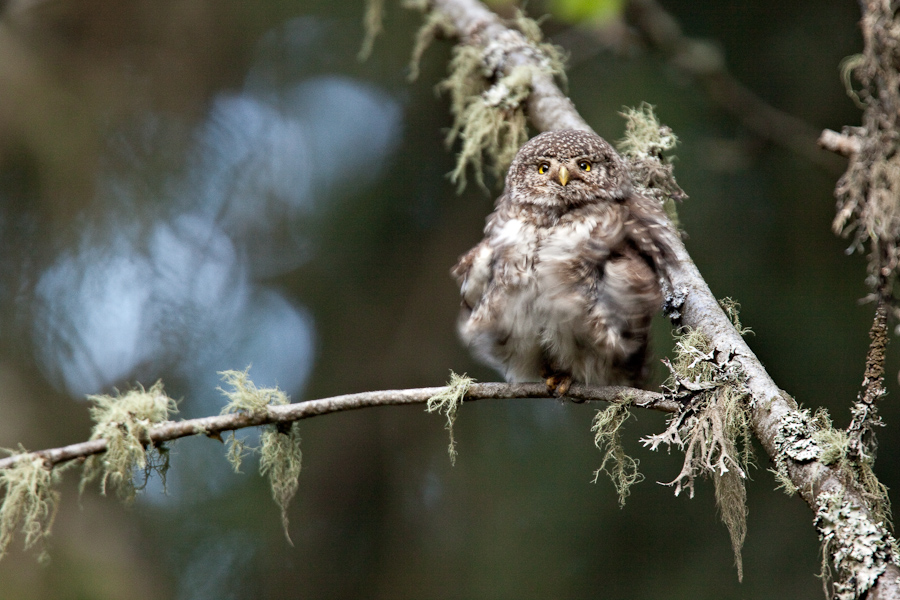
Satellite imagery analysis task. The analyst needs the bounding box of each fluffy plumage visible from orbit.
[452,130,675,392]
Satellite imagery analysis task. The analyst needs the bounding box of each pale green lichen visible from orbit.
[815,490,900,600]
[590,396,643,508]
[642,328,753,580]
[218,369,301,542]
[718,297,753,337]
[407,8,456,81]
[219,368,288,417]
[225,435,249,474]
[358,0,385,61]
[772,405,893,529]
[80,381,176,502]
[771,408,822,497]
[840,54,868,110]
[617,103,686,228]
[427,371,473,465]
[618,102,679,159]
[0,449,61,562]
[812,410,893,530]
[260,423,302,545]
[438,12,566,191]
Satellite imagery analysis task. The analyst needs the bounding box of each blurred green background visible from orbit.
[0,0,891,598]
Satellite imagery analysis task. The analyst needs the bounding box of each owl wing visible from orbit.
[621,193,678,283]
[451,239,494,311]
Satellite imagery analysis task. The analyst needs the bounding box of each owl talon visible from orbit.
[545,374,573,398]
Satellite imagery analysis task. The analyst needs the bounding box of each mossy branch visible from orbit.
[642,328,753,580]
[79,381,177,502]
[0,383,675,474]
[0,379,673,562]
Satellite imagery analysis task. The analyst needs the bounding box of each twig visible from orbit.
[555,0,843,172]
[0,383,672,471]
[819,128,862,157]
[847,299,889,462]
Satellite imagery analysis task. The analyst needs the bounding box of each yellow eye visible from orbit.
[538,163,550,174]
[578,160,591,172]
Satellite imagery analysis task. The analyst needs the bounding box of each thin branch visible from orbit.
[553,0,843,172]
[0,384,672,471]
[847,299,889,462]
[819,128,863,157]
[425,0,900,594]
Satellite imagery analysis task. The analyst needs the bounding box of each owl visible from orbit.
[452,129,676,395]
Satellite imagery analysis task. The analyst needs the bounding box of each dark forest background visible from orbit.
[0,1,888,598]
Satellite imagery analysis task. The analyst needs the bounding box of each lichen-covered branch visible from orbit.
[419,0,900,595]
[846,300,889,464]
[0,383,674,472]
[831,1,900,306]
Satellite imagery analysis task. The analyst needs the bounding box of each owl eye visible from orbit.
[537,163,550,174]
[578,160,591,172]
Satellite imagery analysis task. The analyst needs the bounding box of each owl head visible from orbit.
[504,130,632,208]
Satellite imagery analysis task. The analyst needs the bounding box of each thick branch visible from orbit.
[0,383,672,471]
[427,0,900,595]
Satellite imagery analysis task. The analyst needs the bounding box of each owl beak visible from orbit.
[557,165,570,187]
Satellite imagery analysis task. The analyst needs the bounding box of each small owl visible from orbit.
[452,129,675,395]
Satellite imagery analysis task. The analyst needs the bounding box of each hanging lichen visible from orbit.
[79,381,177,502]
[218,368,301,542]
[358,0,386,61]
[434,11,566,191]
[642,328,753,580]
[407,7,457,81]
[590,396,643,507]
[260,423,303,545]
[0,449,62,562]
[833,5,900,306]
[426,371,473,465]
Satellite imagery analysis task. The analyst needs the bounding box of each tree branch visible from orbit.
[427,0,900,595]
[819,128,863,157]
[0,383,673,471]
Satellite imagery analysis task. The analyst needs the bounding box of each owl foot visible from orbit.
[545,374,573,398]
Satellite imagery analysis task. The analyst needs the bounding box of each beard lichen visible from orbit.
[832,5,900,304]
[79,381,177,502]
[426,371,473,466]
[617,103,687,229]
[218,369,301,543]
[358,0,386,61]
[590,395,644,508]
[0,448,63,562]
[642,328,753,580]
[260,423,302,545]
[407,5,457,82]
[815,489,900,600]
[435,12,566,191]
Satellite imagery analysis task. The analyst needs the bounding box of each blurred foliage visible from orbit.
[549,0,624,25]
